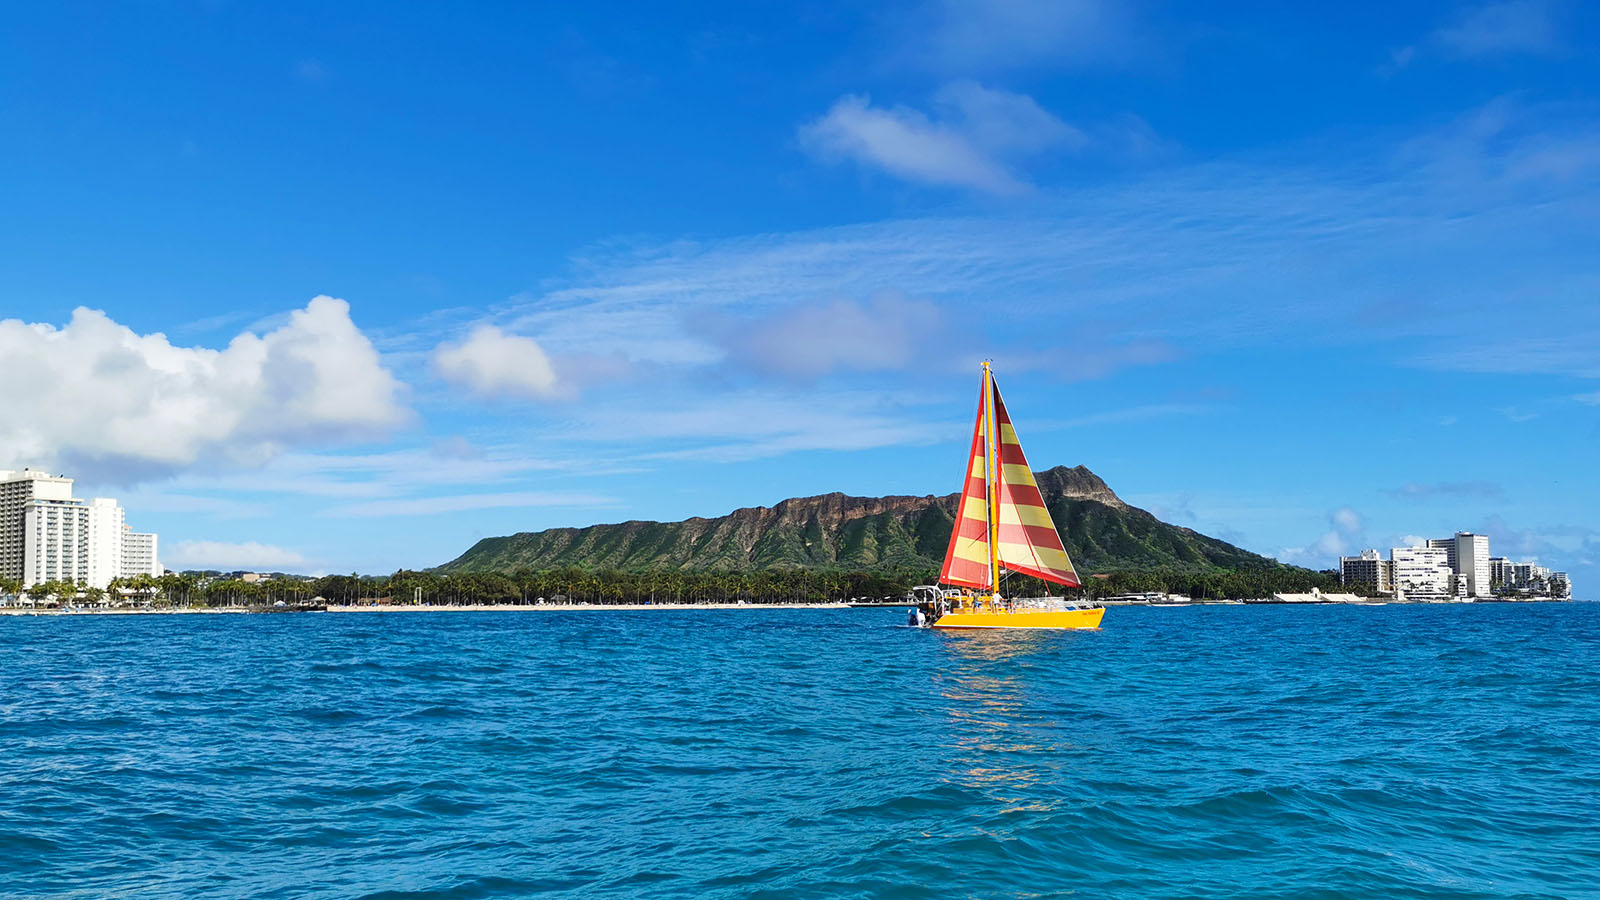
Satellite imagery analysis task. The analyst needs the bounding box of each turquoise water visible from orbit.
[3,604,1598,899]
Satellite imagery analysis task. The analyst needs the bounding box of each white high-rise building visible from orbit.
[87,498,126,589]
[0,469,76,582]
[23,495,89,587]
[1426,532,1492,598]
[1391,546,1453,600]
[1454,532,1491,598]
[0,468,157,590]
[1425,538,1458,572]
[122,528,161,580]
[1340,549,1393,592]
[1489,557,1513,589]
[1551,573,1572,600]
[1511,561,1535,587]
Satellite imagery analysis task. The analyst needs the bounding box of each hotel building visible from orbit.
[0,469,75,583]
[1390,546,1454,601]
[1338,549,1393,593]
[0,468,160,590]
[122,528,161,580]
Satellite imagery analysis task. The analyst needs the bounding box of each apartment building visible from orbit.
[1391,546,1454,601]
[1339,549,1393,593]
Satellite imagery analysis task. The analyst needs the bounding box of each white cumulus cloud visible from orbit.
[0,296,408,482]
[799,83,1082,195]
[433,325,561,399]
[1279,507,1366,566]
[166,540,309,570]
[1331,507,1363,535]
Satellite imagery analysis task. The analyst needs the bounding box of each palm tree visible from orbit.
[179,572,202,607]
[134,573,160,607]
[27,581,55,607]
[158,573,183,607]
[0,576,21,607]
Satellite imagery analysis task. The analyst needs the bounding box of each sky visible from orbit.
[1,1,1597,589]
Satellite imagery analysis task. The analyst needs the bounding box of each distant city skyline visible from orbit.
[1341,531,1572,601]
[1,3,1596,589]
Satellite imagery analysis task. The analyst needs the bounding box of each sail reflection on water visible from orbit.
[935,632,1095,812]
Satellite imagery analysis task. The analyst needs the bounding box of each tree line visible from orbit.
[0,564,1347,609]
[0,572,314,609]
[320,567,919,606]
[326,564,1345,606]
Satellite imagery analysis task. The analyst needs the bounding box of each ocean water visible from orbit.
[2,604,1598,900]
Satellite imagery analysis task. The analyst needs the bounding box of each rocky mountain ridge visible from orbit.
[439,465,1273,575]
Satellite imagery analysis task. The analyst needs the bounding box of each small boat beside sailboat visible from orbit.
[913,363,1104,631]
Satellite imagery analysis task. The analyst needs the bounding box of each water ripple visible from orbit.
[2,604,1598,898]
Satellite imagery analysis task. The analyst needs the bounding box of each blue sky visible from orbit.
[2,1,1597,588]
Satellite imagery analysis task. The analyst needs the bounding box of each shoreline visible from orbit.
[0,602,857,616]
[325,602,853,613]
[0,599,1577,616]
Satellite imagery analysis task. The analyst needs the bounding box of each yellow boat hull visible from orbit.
[932,606,1104,630]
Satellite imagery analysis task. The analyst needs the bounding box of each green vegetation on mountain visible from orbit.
[438,465,1280,576]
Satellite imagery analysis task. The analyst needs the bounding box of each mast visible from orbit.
[983,361,1000,596]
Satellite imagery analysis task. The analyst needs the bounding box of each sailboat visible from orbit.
[914,363,1105,630]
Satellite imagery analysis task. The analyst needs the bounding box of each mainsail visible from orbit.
[938,365,1081,592]
[938,378,994,590]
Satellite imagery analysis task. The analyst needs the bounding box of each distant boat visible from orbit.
[912,363,1104,630]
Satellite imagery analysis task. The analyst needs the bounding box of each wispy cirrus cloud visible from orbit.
[706,294,944,379]
[378,96,1600,501]
[1434,0,1563,58]
[516,97,1599,386]
[1388,0,1567,72]
[1033,403,1208,432]
[798,81,1172,195]
[141,446,578,506]
[1413,327,1600,378]
[799,83,1083,195]
[293,59,328,81]
[576,389,949,464]
[1385,481,1505,500]
[166,540,309,570]
[1474,514,1599,563]
[897,0,1144,73]
[325,491,617,518]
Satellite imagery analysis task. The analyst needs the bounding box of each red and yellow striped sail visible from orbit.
[938,368,1081,592]
[991,384,1080,587]
[938,379,994,590]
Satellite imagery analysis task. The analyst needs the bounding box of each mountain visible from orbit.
[437,465,1278,575]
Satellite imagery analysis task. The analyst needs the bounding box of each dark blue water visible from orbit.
[3,604,1598,899]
